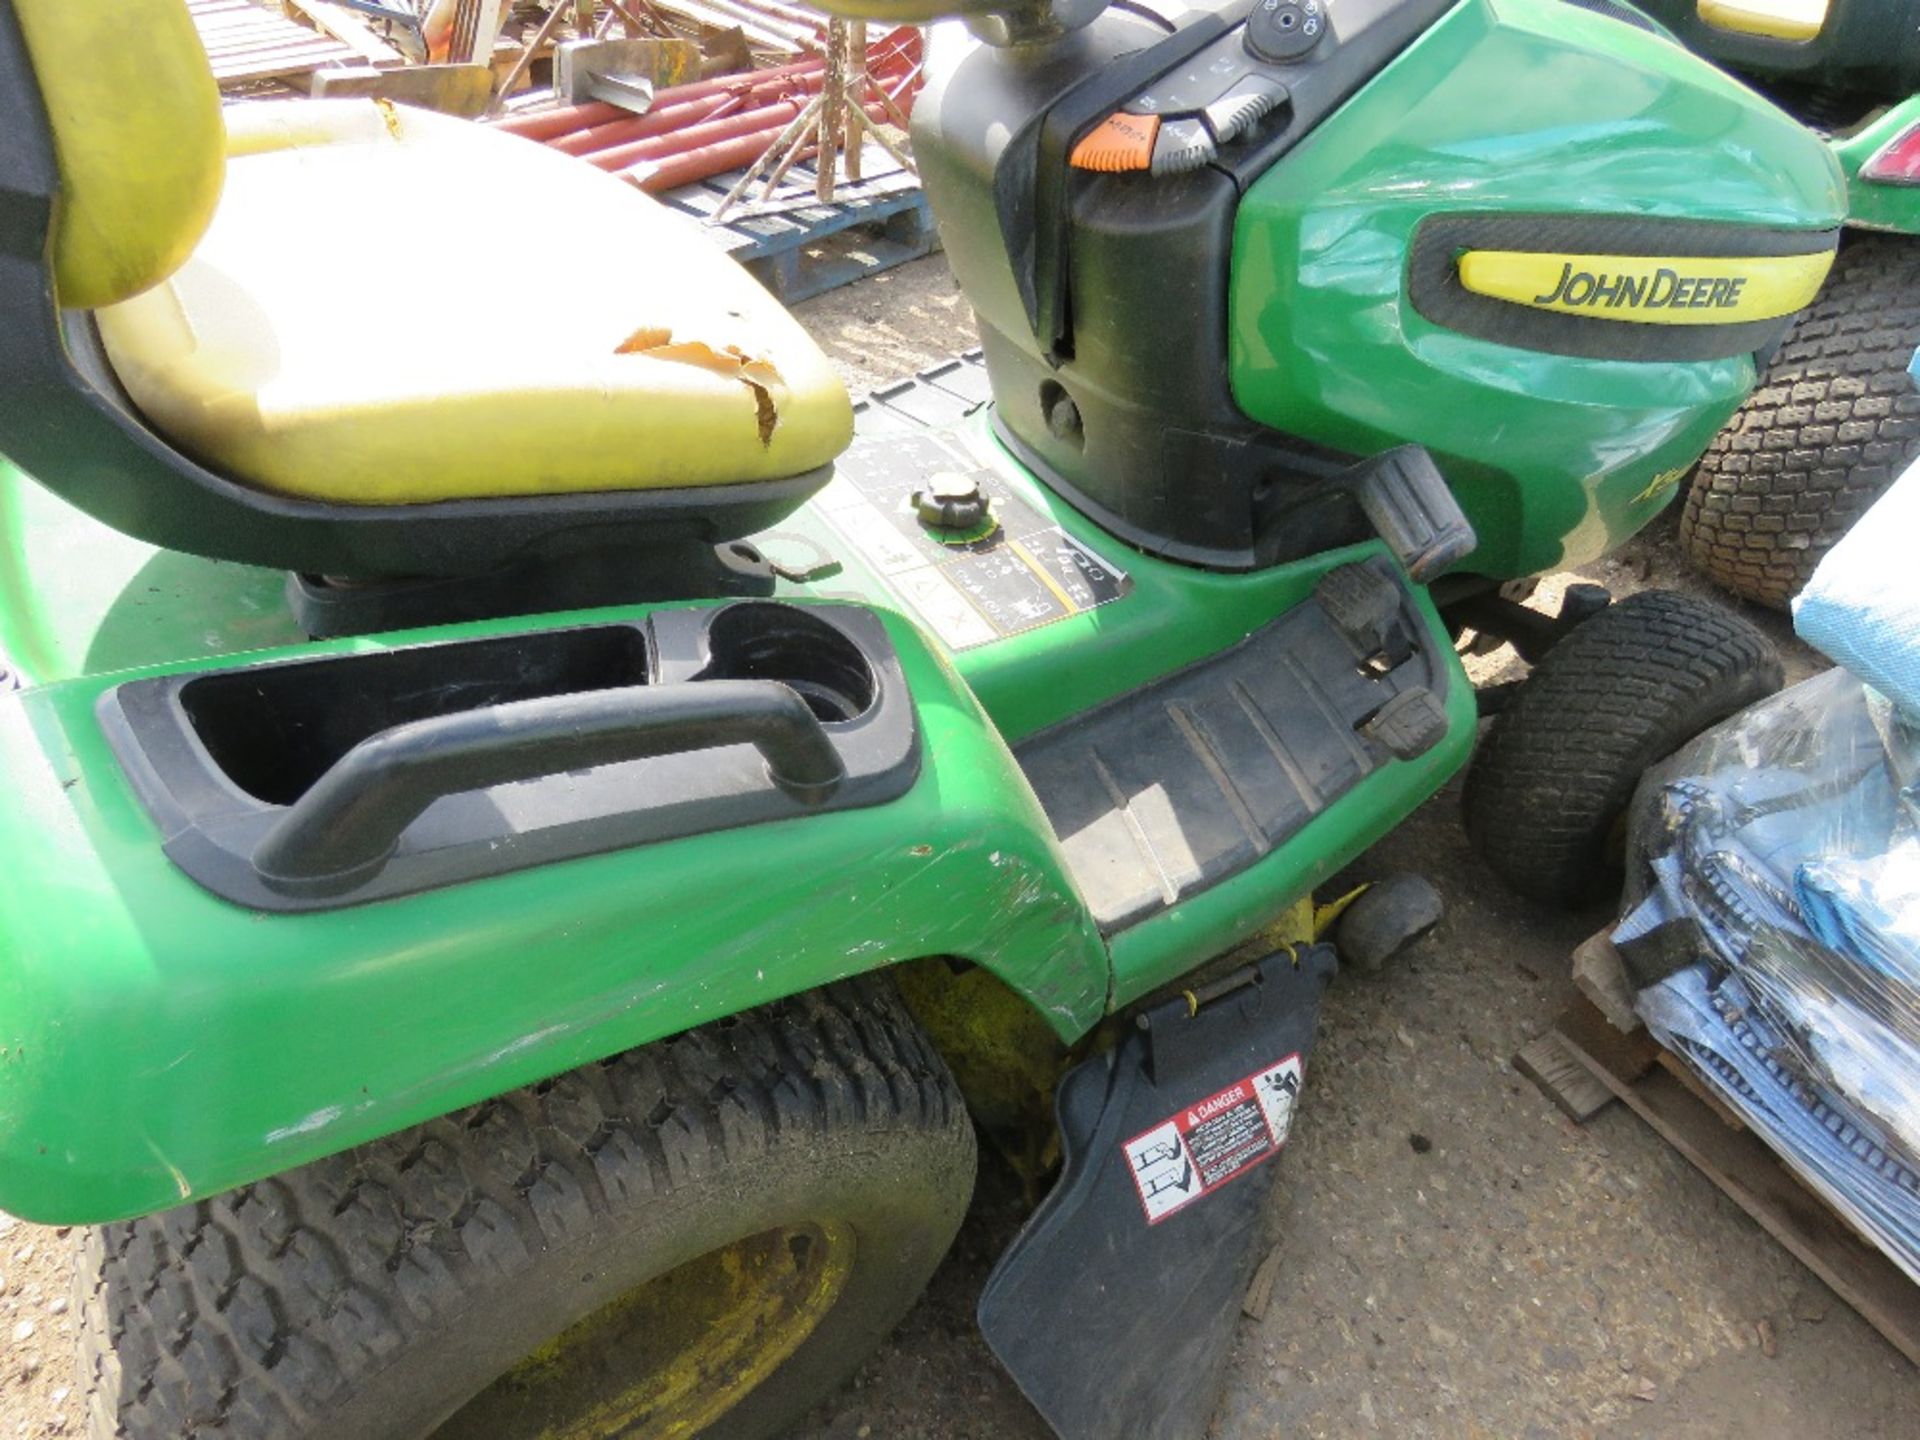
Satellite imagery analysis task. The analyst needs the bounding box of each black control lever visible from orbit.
[1344,445,1478,583]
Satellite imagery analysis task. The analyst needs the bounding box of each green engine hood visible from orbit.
[1229,0,1846,581]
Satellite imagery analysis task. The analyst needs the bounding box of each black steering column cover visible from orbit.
[992,1,1250,362]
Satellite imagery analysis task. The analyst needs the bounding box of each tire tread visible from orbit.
[78,975,963,1439]
[1462,590,1781,906]
[1681,236,1920,610]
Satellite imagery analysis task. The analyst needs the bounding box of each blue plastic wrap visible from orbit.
[1614,668,1920,1282]
[1638,967,1920,1282]
[1792,456,1920,718]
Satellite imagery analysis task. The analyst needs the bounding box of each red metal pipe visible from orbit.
[552,91,739,155]
[590,60,916,170]
[556,66,827,154]
[666,66,822,111]
[499,26,923,154]
[495,100,627,141]
[647,53,823,102]
[629,125,797,192]
[627,99,896,193]
[494,54,831,141]
[589,95,811,170]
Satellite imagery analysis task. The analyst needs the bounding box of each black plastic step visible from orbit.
[1015,557,1452,934]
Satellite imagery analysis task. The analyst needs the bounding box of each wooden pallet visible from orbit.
[190,0,365,86]
[1519,934,1920,1367]
[659,145,937,304]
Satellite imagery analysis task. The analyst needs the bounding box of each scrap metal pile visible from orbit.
[187,3,926,210]
[194,0,844,84]
[494,24,922,195]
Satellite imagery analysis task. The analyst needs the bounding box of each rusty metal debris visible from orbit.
[493,25,923,201]
[189,1,849,103]
[184,4,930,300]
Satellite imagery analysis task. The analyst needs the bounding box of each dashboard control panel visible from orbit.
[1069,4,1332,175]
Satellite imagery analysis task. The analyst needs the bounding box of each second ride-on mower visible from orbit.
[1635,0,1920,608]
[0,0,1841,1436]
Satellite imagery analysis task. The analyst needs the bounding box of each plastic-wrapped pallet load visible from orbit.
[1613,462,1920,1285]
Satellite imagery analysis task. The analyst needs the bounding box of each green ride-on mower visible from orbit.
[1634,0,1920,608]
[0,0,1844,1435]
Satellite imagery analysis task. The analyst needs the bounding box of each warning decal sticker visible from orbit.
[814,430,1131,652]
[1123,1054,1304,1225]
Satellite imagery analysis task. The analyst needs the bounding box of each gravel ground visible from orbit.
[3,253,1915,1438]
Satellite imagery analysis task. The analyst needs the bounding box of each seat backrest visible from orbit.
[1695,0,1830,42]
[12,0,225,308]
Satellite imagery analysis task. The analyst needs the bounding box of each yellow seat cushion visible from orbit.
[1696,0,1829,41]
[95,102,852,505]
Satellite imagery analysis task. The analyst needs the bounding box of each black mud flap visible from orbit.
[978,944,1337,1440]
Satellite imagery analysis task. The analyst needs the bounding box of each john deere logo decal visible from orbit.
[1457,249,1833,326]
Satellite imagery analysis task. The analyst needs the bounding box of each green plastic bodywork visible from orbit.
[0,415,1470,1223]
[0,0,1842,1225]
[1227,0,1847,581]
[0,605,1106,1223]
[1832,96,1920,235]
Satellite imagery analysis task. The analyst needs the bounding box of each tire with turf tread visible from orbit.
[1680,235,1920,611]
[1462,590,1782,908]
[76,973,974,1440]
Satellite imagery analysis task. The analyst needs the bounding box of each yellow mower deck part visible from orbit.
[96,102,853,504]
[12,0,225,309]
[1696,0,1829,41]
[1312,885,1369,937]
[1457,249,1833,325]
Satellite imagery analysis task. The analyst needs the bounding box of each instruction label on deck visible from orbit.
[1123,1054,1304,1225]
[815,430,1130,652]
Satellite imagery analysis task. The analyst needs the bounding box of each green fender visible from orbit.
[1832,95,1920,235]
[0,605,1110,1224]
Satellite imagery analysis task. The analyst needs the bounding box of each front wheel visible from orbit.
[77,974,975,1440]
[1461,589,1782,908]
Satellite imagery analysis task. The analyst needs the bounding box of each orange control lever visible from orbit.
[1069,112,1160,172]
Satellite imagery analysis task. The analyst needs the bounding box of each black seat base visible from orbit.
[289,540,781,640]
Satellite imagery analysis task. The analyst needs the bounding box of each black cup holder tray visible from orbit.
[99,602,919,912]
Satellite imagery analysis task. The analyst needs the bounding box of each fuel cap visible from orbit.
[914,473,995,537]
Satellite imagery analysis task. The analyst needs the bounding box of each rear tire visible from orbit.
[1462,590,1782,908]
[77,974,974,1440]
[1680,235,1920,611]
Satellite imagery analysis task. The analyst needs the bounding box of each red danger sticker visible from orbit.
[1123,1054,1304,1225]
